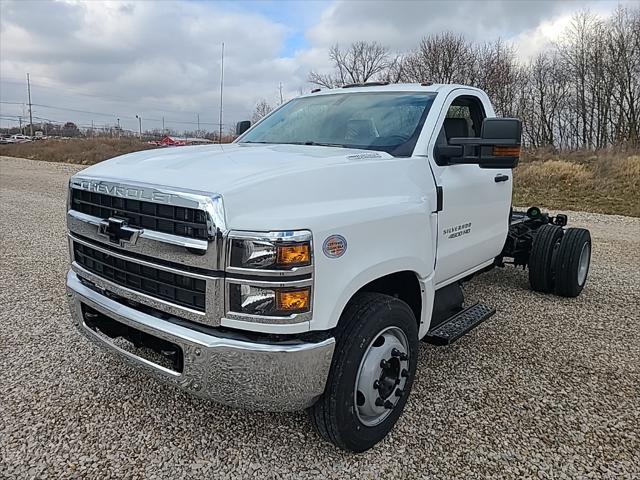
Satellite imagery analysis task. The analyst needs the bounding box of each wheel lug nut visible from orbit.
[399,353,408,361]
[384,400,394,409]
[391,348,400,357]
[394,378,400,386]
[375,397,384,407]
[401,369,409,378]
[395,389,404,397]
[373,380,380,390]
[380,359,389,369]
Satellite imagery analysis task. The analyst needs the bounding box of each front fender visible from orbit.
[311,207,437,334]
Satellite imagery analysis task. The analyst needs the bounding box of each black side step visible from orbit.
[424,303,496,346]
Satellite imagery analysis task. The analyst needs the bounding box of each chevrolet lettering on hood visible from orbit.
[70,178,179,204]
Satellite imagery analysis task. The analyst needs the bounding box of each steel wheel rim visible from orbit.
[578,242,590,285]
[354,326,410,427]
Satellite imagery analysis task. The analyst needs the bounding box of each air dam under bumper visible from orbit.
[66,271,335,411]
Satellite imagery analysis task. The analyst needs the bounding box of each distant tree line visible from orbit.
[307,6,639,151]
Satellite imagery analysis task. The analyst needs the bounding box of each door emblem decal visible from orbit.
[443,222,472,239]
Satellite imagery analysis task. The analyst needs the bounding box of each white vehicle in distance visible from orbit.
[65,83,591,452]
[9,134,32,143]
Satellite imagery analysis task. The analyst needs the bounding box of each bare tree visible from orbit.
[400,33,477,85]
[251,100,274,123]
[308,41,392,87]
[307,5,640,151]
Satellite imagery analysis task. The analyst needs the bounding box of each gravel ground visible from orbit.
[1,156,639,479]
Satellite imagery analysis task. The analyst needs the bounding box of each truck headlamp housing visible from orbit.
[226,230,313,322]
[229,284,311,316]
[228,231,312,271]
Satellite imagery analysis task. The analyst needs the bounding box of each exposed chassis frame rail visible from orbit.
[499,207,569,267]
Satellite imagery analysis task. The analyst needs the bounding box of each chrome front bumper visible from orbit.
[66,271,335,411]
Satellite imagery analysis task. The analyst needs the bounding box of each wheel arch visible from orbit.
[331,267,435,338]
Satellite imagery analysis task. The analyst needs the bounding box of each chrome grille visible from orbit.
[70,188,209,240]
[74,242,206,311]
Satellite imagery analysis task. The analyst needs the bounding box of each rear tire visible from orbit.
[554,228,591,297]
[528,224,563,293]
[308,292,418,452]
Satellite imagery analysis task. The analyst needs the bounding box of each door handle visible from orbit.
[494,174,509,183]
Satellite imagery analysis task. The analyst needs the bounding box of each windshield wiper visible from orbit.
[242,140,346,148]
[287,141,346,148]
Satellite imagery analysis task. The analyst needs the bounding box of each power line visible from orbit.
[28,103,228,126]
[0,77,220,116]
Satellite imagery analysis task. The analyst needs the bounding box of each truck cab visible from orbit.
[66,83,591,452]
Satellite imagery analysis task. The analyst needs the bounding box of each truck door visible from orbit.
[430,92,512,286]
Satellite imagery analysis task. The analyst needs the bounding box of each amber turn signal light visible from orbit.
[276,288,311,312]
[492,146,520,157]
[276,243,311,266]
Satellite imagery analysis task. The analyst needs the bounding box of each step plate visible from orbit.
[425,303,496,346]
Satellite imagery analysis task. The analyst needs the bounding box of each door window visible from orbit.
[435,95,487,165]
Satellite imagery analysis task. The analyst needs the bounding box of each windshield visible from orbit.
[239,92,437,157]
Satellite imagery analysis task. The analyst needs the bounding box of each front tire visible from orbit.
[308,292,418,452]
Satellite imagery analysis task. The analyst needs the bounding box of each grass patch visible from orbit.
[513,152,639,217]
[0,137,157,165]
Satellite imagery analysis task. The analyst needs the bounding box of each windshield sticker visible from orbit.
[323,235,347,258]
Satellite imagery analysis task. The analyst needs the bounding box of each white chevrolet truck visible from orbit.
[66,83,592,452]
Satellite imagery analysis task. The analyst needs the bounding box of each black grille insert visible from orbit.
[70,188,208,240]
[74,242,206,311]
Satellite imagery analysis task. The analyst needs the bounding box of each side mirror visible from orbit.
[236,120,251,136]
[448,117,522,169]
[478,118,521,169]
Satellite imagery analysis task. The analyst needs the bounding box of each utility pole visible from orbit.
[135,115,142,139]
[117,118,120,138]
[279,82,284,104]
[18,116,23,135]
[91,120,94,137]
[197,113,200,134]
[26,73,33,137]
[219,42,224,143]
[162,116,165,135]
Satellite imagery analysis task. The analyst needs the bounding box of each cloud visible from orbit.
[306,0,572,50]
[0,0,309,132]
[0,0,635,132]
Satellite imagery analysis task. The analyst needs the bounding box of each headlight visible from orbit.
[229,284,311,316]
[228,230,312,271]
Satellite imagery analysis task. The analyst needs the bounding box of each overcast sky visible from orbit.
[0,0,633,134]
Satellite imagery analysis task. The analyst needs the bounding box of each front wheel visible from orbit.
[308,292,418,452]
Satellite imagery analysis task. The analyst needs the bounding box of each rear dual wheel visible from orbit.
[308,292,418,452]
[529,225,591,297]
[554,228,591,297]
[529,224,563,293]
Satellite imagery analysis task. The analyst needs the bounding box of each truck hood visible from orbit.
[77,143,424,230]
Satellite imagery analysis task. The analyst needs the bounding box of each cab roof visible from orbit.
[301,82,484,98]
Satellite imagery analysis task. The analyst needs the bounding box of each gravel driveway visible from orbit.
[1,156,638,479]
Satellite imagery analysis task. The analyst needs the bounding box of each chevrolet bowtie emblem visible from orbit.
[98,217,141,246]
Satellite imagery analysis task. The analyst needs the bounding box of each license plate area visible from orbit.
[81,304,184,373]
